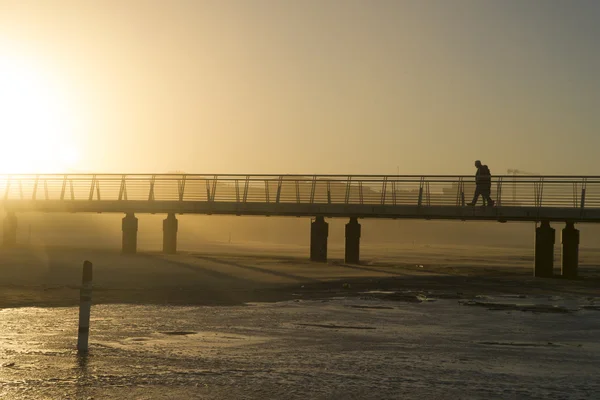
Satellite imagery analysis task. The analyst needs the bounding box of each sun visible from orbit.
[0,53,81,174]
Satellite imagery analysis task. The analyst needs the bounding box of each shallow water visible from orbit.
[1,296,599,399]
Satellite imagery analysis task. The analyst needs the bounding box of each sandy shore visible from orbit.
[1,243,598,308]
[1,243,599,399]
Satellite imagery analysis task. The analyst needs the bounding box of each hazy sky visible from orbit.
[0,0,599,175]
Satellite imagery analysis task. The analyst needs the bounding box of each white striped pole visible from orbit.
[77,260,93,353]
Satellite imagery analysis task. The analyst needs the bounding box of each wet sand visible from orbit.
[1,243,599,399]
[0,243,598,308]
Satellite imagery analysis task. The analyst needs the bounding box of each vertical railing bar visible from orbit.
[243,176,249,203]
[327,181,332,205]
[205,177,212,202]
[417,177,424,207]
[3,176,10,201]
[359,181,364,205]
[177,177,183,202]
[580,178,587,210]
[539,177,544,208]
[60,175,67,201]
[32,175,39,201]
[264,179,270,203]
[89,175,96,201]
[381,177,388,205]
[392,180,397,206]
[70,179,75,201]
[96,178,101,201]
[235,179,240,203]
[148,175,156,201]
[180,175,186,201]
[310,175,316,204]
[496,177,502,207]
[118,175,125,201]
[345,176,352,205]
[426,181,431,206]
[276,176,282,204]
[211,175,218,202]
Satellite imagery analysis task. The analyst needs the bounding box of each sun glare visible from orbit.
[0,54,81,174]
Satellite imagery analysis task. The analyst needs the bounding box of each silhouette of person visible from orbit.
[468,160,495,206]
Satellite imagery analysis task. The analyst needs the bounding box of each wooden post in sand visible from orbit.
[77,261,93,353]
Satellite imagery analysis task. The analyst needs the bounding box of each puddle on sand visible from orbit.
[99,331,271,355]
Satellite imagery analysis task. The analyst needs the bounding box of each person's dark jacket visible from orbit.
[476,165,492,188]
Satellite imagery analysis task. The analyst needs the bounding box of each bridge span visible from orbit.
[1,174,598,279]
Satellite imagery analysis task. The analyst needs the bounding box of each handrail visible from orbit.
[1,174,600,210]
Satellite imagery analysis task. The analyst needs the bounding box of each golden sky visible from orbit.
[1,1,599,175]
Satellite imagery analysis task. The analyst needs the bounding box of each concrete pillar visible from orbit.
[561,222,579,279]
[3,212,17,247]
[534,221,555,278]
[310,216,328,262]
[163,213,178,254]
[122,213,138,254]
[345,217,361,264]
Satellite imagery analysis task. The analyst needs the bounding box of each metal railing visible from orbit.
[0,174,599,210]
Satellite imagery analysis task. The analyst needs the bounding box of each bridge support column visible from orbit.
[310,216,328,262]
[345,217,361,264]
[561,222,579,279]
[3,213,17,248]
[534,221,555,278]
[163,213,178,254]
[122,213,138,254]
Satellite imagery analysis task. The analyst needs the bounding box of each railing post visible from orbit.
[496,177,502,207]
[359,181,364,205]
[70,179,75,200]
[211,175,218,202]
[88,176,96,201]
[580,179,587,210]
[205,178,212,202]
[119,175,128,201]
[264,180,270,203]
[327,181,332,204]
[381,177,388,205]
[44,179,49,200]
[148,175,156,201]
[3,176,10,201]
[60,175,67,201]
[310,176,316,204]
[96,178,101,201]
[276,176,282,204]
[178,175,186,202]
[243,176,249,203]
[456,177,463,206]
[417,177,424,207]
[345,176,351,204]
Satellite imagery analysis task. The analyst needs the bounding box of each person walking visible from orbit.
[468,160,495,206]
